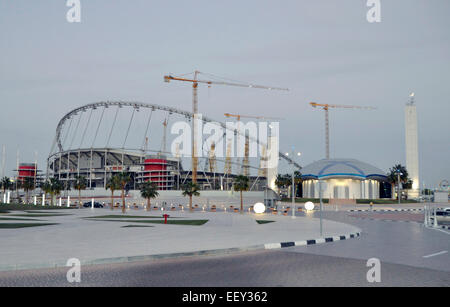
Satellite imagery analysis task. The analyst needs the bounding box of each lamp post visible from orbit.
[285,150,301,219]
[396,170,403,205]
[319,178,323,237]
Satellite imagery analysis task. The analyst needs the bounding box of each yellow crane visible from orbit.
[310,102,376,159]
[224,113,285,121]
[164,71,288,184]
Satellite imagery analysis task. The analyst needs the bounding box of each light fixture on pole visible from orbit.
[285,150,301,219]
[396,169,403,205]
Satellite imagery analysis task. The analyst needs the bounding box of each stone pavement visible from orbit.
[0,207,360,271]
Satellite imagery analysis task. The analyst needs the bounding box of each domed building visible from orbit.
[301,159,388,199]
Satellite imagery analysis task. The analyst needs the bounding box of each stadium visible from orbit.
[46,101,300,199]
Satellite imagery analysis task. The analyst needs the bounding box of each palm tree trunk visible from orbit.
[121,188,126,213]
[189,195,193,212]
[240,191,243,213]
[110,190,114,211]
[78,190,82,208]
[146,198,150,211]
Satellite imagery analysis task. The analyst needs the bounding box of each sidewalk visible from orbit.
[0,208,360,271]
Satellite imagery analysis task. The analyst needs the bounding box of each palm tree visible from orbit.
[106,175,121,211]
[41,180,52,205]
[15,179,22,203]
[293,171,302,198]
[234,175,249,213]
[1,177,11,203]
[387,164,409,200]
[275,174,291,195]
[22,177,35,204]
[140,181,159,211]
[116,172,131,213]
[1,177,11,194]
[182,182,200,212]
[49,178,63,206]
[73,176,87,208]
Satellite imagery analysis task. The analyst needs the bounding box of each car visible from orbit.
[83,202,103,208]
[431,210,450,224]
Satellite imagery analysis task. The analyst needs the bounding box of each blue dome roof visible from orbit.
[301,159,387,181]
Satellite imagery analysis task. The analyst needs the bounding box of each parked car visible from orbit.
[431,210,450,224]
[83,202,103,208]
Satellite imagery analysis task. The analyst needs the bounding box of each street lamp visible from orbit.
[285,150,301,219]
[396,169,403,205]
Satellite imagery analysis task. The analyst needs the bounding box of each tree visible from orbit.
[387,164,409,200]
[182,182,200,212]
[15,179,22,203]
[140,181,159,211]
[22,177,35,204]
[73,176,87,208]
[234,175,249,214]
[116,172,131,213]
[41,180,52,205]
[106,175,121,211]
[49,178,63,206]
[1,177,12,194]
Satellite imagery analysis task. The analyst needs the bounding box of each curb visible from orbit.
[348,209,423,213]
[0,231,362,272]
[349,216,422,224]
[264,231,361,250]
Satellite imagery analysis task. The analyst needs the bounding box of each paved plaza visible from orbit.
[0,206,360,271]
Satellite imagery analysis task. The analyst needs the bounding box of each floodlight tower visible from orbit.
[405,92,420,198]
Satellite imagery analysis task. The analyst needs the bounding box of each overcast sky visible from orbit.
[0,0,449,188]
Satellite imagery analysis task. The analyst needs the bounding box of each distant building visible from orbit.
[405,93,420,198]
[301,159,388,199]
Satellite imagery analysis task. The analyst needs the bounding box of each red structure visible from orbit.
[142,159,174,190]
[17,163,38,183]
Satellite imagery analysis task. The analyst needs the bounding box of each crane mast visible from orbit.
[310,102,376,159]
[224,112,285,176]
[164,71,288,185]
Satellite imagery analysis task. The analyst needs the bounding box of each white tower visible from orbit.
[405,93,420,198]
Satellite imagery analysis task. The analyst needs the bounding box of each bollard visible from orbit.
[424,206,428,227]
[34,196,37,206]
[433,207,438,228]
[42,194,45,206]
[91,198,94,209]
[67,196,71,208]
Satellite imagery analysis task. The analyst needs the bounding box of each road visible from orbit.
[0,211,448,287]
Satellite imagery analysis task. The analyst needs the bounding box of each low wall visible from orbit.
[329,198,357,205]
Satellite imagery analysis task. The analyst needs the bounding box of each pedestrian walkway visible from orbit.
[0,208,360,271]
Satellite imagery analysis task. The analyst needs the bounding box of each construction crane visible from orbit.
[310,102,376,159]
[224,113,285,121]
[164,71,288,184]
[224,113,285,177]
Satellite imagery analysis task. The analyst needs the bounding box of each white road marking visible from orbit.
[423,251,448,259]
[425,226,450,235]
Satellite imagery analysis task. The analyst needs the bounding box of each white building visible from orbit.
[301,159,387,199]
[405,93,420,198]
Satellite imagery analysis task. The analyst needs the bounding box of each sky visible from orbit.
[0,0,449,188]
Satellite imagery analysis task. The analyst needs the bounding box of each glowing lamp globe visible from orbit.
[304,201,315,211]
[253,202,266,214]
